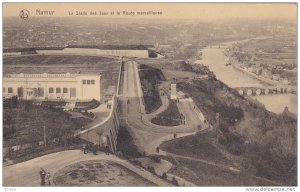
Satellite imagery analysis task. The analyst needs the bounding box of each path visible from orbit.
[3,150,171,186]
[73,101,110,136]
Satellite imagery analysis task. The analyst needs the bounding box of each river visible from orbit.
[195,44,297,115]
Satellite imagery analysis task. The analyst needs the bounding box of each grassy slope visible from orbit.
[3,55,116,65]
[160,132,232,166]
[170,158,276,186]
[3,103,91,147]
[153,60,297,185]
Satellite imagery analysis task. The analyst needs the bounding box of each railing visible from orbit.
[116,57,123,96]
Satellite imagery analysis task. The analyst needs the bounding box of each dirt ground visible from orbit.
[53,160,156,186]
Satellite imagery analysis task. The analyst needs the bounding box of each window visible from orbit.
[91,80,95,84]
[8,87,13,93]
[38,88,44,97]
[87,80,90,84]
[63,88,68,93]
[49,88,54,93]
[56,88,61,93]
[83,80,86,84]
[3,87,5,93]
[70,88,76,97]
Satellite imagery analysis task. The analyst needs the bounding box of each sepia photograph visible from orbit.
[1,2,298,190]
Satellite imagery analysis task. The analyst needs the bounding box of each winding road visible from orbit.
[119,60,281,186]
[3,150,171,186]
[119,61,207,154]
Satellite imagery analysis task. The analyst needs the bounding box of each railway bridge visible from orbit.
[235,86,295,96]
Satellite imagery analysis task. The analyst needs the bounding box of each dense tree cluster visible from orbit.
[139,65,165,114]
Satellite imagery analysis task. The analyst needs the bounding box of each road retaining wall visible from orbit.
[77,95,120,153]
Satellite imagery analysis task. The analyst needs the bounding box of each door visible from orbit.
[17,87,24,98]
[70,88,76,98]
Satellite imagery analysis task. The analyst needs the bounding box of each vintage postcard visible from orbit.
[2,2,297,189]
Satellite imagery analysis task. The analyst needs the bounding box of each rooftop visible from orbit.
[4,72,101,78]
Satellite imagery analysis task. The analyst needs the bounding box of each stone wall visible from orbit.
[78,95,120,153]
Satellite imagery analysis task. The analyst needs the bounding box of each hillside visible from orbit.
[158,63,297,185]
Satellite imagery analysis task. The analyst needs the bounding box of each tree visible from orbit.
[8,96,18,108]
[4,115,16,138]
[24,101,32,111]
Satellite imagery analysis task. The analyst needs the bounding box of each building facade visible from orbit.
[3,73,101,101]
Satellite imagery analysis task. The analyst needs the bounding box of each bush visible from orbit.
[172,176,176,182]
[161,172,167,179]
[3,96,19,109]
[130,159,143,167]
[172,176,179,186]
[218,125,245,155]
[147,166,156,174]
[148,50,158,58]
[115,151,123,157]
[151,100,182,126]
[151,156,161,163]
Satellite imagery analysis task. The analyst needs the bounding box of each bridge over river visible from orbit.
[235,86,296,96]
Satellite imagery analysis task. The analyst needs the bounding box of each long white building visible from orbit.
[3,73,101,101]
[36,48,150,58]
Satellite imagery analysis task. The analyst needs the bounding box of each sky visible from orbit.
[3,3,297,21]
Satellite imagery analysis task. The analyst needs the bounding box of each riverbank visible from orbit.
[223,37,296,90]
[229,54,296,91]
[198,37,280,86]
[196,39,297,114]
[230,62,277,87]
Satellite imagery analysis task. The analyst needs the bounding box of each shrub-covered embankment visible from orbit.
[139,64,166,114]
